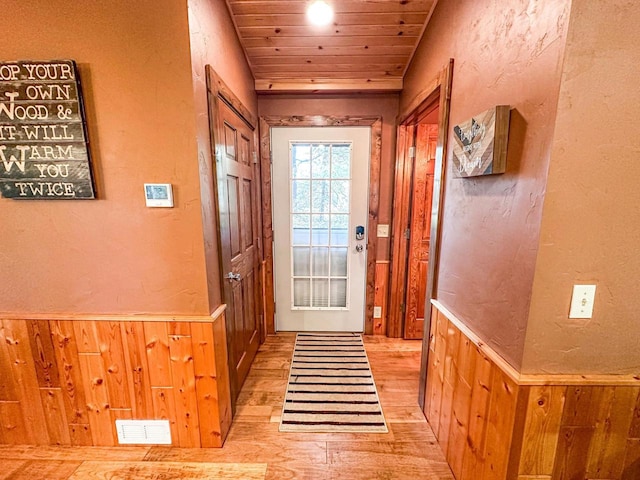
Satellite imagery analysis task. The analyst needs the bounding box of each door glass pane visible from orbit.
[292,214,310,228]
[292,214,310,246]
[312,247,329,276]
[330,248,348,277]
[312,180,330,213]
[292,180,310,212]
[311,144,330,178]
[293,279,311,307]
[292,144,311,178]
[331,180,349,213]
[311,214,329,245]
[330,214,349,246]
[293,247,311,276]
[330,279,347,307]
[312,279,329,307]
[291,141,352,309]
[331,144,351,178]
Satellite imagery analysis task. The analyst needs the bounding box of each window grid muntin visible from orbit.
[290,142,352,310]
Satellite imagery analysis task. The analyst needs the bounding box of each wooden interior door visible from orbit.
[207,68,262,409]
[388,124,415,338]
[404,124,438,339]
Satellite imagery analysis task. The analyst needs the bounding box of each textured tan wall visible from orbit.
[0,0,209,314]
[522,0,640,374]
[401,0,571,368]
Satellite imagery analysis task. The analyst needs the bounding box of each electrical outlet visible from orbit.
[373,306,382,318]
[569,285,596,319]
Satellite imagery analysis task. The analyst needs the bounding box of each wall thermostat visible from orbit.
[144,183,173,207]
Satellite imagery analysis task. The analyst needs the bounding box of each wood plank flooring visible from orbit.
[0,334,453,479]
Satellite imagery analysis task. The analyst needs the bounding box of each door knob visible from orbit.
[225,272,241,281]
[355,244,364,253]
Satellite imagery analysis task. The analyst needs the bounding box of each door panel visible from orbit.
[211,91,261,408]
[404,124,437,339]
[272,127,370,332]
[388,124,415,338]
[228,176,241,256]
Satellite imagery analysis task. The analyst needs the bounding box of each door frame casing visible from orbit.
[393,60,454,407]
[260,116,383,335]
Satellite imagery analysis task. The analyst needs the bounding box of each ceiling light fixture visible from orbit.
[307,1,333,27]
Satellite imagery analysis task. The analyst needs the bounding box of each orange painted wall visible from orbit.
[0,1,208,314]
[188,0,258,311]
[401,0,571,368]
[257,94,399,260]
[522,1,640,374]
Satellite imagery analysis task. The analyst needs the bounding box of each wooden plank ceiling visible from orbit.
[225,0,438,93]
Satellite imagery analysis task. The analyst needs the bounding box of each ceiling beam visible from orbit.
[255,77,403,94]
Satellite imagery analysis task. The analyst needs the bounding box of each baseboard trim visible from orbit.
[0,304,227,323]
[517,373,640,386]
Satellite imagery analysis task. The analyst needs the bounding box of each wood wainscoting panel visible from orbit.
[121,321,154,419]
[0,401,27,445]
[438,318,460,458]
[96,321,131,410]
[517,385,566,476]
[50,320,91,435]
[450,332,478,476]
[423,307,445,438]
[0,310,232,448]
[428,301,640,480]
[25,320,60,389]
[40,388,72,445]
[190,318,232,447]
[79,353,113,446]
[483,368,522,480]
[517,384,640,479]
[424,306,522,480]
[585,387,638,479]
[373,261,390,335]
[168,331,201,448]
[460,344,493,479]
[151,387,180,444]
[0,319,50,445]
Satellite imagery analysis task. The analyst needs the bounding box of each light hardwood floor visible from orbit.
[0,334,454,480]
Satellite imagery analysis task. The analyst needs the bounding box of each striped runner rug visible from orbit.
[279,332,388,433]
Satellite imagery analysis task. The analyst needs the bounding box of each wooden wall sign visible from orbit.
[0,60,95,199]
[452,105,510,177]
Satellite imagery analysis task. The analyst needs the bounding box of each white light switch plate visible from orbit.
[377,224,389,237]
[569,284,596,319]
